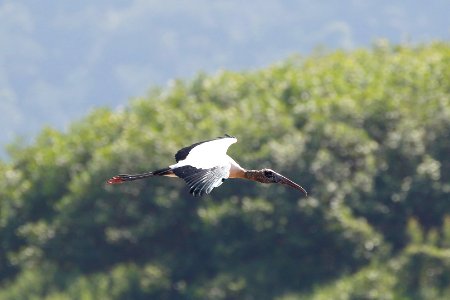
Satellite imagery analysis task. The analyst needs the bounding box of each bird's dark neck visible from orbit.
[244,169,268,183]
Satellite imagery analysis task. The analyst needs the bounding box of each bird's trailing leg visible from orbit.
[107,167,173,184]
[107,172,154,184]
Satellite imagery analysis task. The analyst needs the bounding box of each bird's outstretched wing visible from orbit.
[173,135,237,168]
[172,165,229,196]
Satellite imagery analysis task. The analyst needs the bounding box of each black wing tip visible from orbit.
[189,186,212,197]
[216,133,236,140]
[190,189,207,197]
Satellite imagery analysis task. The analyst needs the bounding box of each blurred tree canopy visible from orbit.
[0,42,449,299]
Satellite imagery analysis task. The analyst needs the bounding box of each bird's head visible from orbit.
[259,168,308,196]
[261,169,280,183]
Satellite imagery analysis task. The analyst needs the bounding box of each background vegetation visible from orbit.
[1,42,449,299]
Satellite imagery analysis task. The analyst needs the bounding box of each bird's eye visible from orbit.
[264,170,273,178]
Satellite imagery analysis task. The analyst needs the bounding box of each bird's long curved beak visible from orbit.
[276,172,308,196]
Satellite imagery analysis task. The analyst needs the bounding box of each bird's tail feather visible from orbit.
[107,167,171,184]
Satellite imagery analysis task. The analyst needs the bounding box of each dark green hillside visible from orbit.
[1,42,449,299]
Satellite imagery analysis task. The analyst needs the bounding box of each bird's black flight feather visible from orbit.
[172,165,228,196]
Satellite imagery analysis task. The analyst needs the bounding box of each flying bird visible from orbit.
[107,135,307,197]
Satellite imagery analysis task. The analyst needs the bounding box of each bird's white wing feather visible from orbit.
[171,137,237,169]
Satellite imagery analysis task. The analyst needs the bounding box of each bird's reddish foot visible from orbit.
[107,176,125,184]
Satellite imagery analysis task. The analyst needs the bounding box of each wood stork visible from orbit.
[107,134,307,197]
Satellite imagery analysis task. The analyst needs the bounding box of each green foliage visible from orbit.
[292,220,450,300]
[0,42,449,299]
